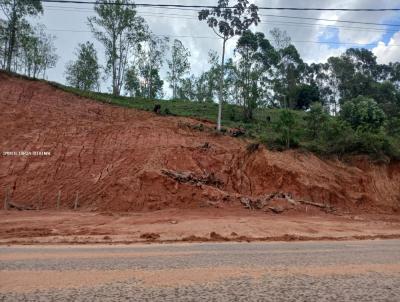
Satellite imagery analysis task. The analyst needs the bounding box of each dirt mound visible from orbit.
[0,72,400,214]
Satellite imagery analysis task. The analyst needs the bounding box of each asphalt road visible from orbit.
[0,240,399,301]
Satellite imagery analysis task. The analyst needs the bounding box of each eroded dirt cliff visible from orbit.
[1,72,399,213]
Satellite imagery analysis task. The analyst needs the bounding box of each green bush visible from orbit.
[353,131,389,156]
[318,118,356,155]
[305,103,329,139]
[273,109,299,149]
[341,96,386,132]
[304,117,399,159]
[387,117,400,138]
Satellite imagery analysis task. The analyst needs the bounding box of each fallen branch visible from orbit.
[268,206,284,214]
[297,199,336,212]
[240,192,297,210]
[240,197,254,210]
[240,192,335,213]
[8,202,34,211]
[162,169,223,188]
[266,192,297,206]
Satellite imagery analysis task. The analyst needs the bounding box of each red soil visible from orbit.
[0,72,400,214]
[1,210,400,245]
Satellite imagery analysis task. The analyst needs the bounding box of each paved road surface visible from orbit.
[0,240,399,301]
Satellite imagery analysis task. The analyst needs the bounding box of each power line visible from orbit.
[261,20,398,34]
[259,14,400,28]
[41,5,400,33]
[140,13,400,34]
[42,27,400,47]
[39,1,400,11]
[35,2,400,47]
[42,4,400,28]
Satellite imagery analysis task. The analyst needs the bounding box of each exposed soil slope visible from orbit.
[0,72,399,213]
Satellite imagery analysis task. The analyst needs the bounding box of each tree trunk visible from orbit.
[217,38,227,131]
[6,0,17,72]
[148,64,152,98]
[112,32,118,95]
[172,61,176,99]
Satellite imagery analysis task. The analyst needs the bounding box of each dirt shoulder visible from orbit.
[1,209,400,245]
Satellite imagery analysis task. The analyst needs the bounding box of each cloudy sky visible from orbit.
[15,0,400,94]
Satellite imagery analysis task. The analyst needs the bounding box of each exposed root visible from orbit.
[8,201,34,211]
[162,169,224,189]
[297,199,336,213]
[240,192,336,214]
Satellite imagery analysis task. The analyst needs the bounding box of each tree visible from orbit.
[274,109,298,149]
[144,67,164,99]
[65,41,100,91]
[88,0,147,96]
[135,33,168,98]
[124,33,168,100]
[289,83,320,110]
[325,49,380,105]
[269,27,291,50]
[387,117,400,138]
[175,52,221,102]
[198,0,260,131]
[177,75,196,101]
[387,62,400,89]
[269,29,307,109]
[271,32,305,109]
[124,64,164,99]
[17,24,58,78]
[6,18,31,72]
[0,19,7,68]
[305,63,339,115]
[341,96,386,132]
[234,31,277,120]
[369,81,400,117]
[124,65,141,97]
[305,103,329,139]
[167,39,191,99]
[0,0,43,71]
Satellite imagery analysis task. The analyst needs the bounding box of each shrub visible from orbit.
[318,118,356,155]
[352,131,389,156]
[289,83,320,110]
[341,96,386,132]
[387,117,400,138]
[305,103,329,139]
[164,107,171,115]
[273,109,299,149]
[306,118,400,159]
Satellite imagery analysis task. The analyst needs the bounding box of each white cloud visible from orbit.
[3,0,399,90]
[301,44,345,64]
[338,30,384,45]
[373,31,400,64]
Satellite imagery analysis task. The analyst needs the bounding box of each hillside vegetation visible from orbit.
[53,81,400,161]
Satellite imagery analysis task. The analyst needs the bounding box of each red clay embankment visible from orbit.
[1,71,399,214]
